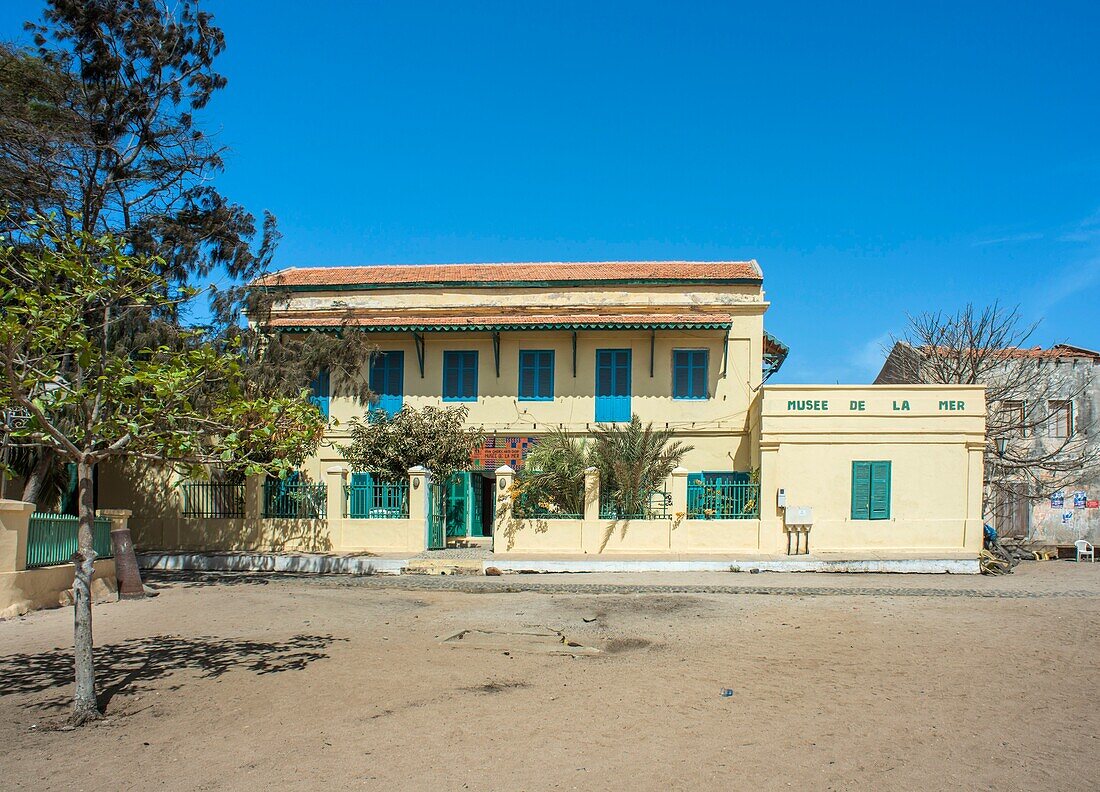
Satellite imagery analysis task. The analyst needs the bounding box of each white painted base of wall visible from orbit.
[489,558,980,574]
[139,551,980,575]
[137,552,406,575]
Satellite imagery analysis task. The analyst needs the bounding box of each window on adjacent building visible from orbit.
[672,349,708,399]
[1047,400,1073,438]
[1000,399,1026,437]
[309,368,330,418]
[443,350,478,401]
[851,461,891,520]
[518,350,554,401]
[368,351,404,419]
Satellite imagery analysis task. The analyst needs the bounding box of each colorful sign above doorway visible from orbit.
[470,436,539,471]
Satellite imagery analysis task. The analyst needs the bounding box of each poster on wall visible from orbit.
[1087,500,1100,509]
[1062,511,1074,525]
[1072,491,1087,508]
[1050,491,1065,508]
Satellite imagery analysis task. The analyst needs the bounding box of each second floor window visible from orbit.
[518,350,554,401]
[1048,400,1073,438]
[443,350,478,401]
[672,349,708,399]
[368,351,404,419]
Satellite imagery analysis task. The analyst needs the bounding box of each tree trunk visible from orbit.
[21,450,55,507]
[71,458,100,725]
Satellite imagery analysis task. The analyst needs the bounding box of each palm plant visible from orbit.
[513,429,587,517]
[592,415,693,518]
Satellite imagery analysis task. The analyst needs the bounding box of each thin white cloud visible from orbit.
[972,232,1043,247]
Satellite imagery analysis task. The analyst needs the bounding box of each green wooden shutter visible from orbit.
[851,462,871,519]
[870,461,891,520]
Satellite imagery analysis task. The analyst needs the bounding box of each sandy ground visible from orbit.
[0,563,1097,791]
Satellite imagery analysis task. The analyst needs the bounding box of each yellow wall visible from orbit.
[759,385,986,555]
[0,560,117,619]
[274,278,768,478]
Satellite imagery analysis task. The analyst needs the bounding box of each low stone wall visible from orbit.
[496,518,766,555]
[0,559,117,620]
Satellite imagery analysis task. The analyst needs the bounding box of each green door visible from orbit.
[444,471,486,538]
[446,472,469,538]
[427,480,445,550]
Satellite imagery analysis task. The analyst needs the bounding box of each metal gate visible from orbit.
[426,479,446,550]
[445,471,485,538]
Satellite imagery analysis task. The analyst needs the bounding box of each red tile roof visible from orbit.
[1002,344,1100,360]
[256,260,762,289]
[266,311,737,331]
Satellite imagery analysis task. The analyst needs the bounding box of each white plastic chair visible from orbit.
[1075,539,1095,562]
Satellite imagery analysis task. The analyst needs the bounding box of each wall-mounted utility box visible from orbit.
[785,506,813,526]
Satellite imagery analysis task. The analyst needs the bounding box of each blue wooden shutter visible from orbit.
[851,461,871,519]
[537,350,554,399]
[673,350,708,399]
[310,369,330,418]
[369,352,404,418]
[596,349,631,422]
[519,350,553,400]
[443,351,476,401]
[870,461,891,520]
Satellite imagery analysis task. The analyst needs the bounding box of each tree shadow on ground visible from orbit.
[142,570,351,588]
[0,633,345,712]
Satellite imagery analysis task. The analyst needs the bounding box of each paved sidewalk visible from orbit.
[148,560,1100,599]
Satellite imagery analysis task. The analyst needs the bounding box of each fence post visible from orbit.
[245,474,265,520]
[670,467,689,520]
[98,508,143,599]
[325,467,347,520]
[408,466,430,552]
[492,465,515,553]
[0,499,35,573]
[325,466,347,550]
[583,466,600,522]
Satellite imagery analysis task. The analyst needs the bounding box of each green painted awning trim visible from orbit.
[275,319,735,333]
[264,277,761,293]
[762,330,789,382]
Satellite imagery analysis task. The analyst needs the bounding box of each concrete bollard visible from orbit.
[99,508,143,599]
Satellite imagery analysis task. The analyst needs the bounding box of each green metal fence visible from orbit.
[344,480,409,519]
[687,480,760,519]
[26,513,114,568]
[513,491,583,520]
[263,477,327,519]
[599,490,672,520]
[180,481,246,518]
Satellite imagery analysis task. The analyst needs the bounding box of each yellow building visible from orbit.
[223,260,985,568]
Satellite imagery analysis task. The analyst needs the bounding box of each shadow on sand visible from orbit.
[0,632,345,712]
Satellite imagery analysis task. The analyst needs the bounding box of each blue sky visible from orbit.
[4,1,1099,383]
